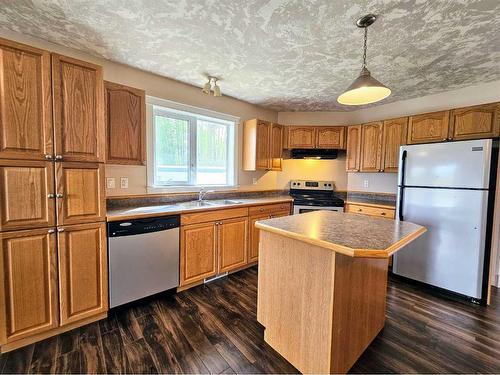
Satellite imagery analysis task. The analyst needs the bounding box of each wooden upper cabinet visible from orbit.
[407,110,450,144]
[180,221,217,286]
[243,119,271,171]
[0,160,55,232]
[0,38,53,161]
[56,162,105,225]
[288,127,316,149]
[269,123,283,171]
[52,54,105,162]
[0,229,59,344]
[360,122,383,172]
[58,222,107,325]
[449,103,500,140]
[218,217,248,273]
[346,126,362,172]
[104,81,146,165]
[316,127,345,149]
[382,117,408,173]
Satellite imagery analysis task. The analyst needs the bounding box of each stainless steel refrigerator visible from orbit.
[393,139,498,304]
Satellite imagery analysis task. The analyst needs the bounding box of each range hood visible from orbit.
[291,149,338,160]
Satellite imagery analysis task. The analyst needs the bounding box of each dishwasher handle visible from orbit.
[108,215,180,237]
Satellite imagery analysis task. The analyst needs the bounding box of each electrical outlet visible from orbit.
[363,179,369,188]
[106,177,116,189]
[252,177,258,185]
[120,177,129,189]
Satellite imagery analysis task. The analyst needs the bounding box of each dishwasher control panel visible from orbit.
[108,215,180,237]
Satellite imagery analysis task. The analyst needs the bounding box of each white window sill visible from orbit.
[146,185,239,194]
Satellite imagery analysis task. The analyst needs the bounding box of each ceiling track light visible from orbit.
[202,76,222,97]
[337,14,391,106]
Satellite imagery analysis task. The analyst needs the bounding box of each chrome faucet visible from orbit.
[198,187,215,201]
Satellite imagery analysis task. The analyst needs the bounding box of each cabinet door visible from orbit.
[449,103,500,140]
[256,120,271,170]
[346,126,361,172]
[180,222,217,286]
[288,127,316,148]
[56,162,105,225]
[0,38,53,160]
[407,110,450,144]
[382,117,408,173]
[269,123,283,171]
[248,214,268,263]
[218,217,248,273]
[104,81,146,165]
[52,54,105,162]
[58,222,107,325]
[0,228,58,344]
[0,160,55,232]
[316,127,345,149]
[360,122,383,172]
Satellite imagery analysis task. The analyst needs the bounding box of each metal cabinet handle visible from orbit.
[56,193,64,198]
[55,155,63,160]
[381,212,386,216]
[357,208,362,212]
[47,193,55,199]
[48,229,55,234]
[57,228,65,232]
[45,154,54,160]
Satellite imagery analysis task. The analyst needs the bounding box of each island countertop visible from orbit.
[255,210,426,258]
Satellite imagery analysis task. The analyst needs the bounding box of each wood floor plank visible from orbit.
[79,323,107,374]
[29,336,59,373]
[0,344,34,374]
[101,329,131,374]
[123,338,159,374]
[53,350,81,374]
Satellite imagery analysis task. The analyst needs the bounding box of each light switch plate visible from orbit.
[120,177,129,189]
[363,179,369,188]
[106,177,116,189]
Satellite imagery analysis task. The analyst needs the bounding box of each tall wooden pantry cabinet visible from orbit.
[0,37,107,352]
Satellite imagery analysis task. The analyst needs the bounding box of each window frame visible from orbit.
[146,96,239,192]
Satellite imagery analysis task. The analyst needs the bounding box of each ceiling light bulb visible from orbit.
[202,80,211,95]
[213,81,222,97]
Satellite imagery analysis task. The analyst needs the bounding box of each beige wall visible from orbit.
[0,29,280,196]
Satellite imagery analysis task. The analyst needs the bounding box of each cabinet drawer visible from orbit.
[181,207,249,226]
[248,202,291,216]
[346,203,395,219]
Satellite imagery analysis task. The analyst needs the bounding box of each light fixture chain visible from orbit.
[362,26,368,69]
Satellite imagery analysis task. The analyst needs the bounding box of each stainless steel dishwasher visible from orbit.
[107,215,180,308]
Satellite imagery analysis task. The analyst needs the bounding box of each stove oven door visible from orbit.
[293,205,344,215]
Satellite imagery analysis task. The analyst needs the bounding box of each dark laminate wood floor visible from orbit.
[1,266,499,374]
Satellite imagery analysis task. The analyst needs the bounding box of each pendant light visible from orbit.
[337,14,391,106]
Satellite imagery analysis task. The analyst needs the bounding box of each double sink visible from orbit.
[176,199,243,208]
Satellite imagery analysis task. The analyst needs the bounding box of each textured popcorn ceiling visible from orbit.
[1,0,499,111]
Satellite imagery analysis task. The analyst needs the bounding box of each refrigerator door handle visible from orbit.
[399,150,407,221]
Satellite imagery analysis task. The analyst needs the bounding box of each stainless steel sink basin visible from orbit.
[208,199,243,205]
[178,201,216,208]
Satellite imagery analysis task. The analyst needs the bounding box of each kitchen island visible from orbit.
[255,210,426,374]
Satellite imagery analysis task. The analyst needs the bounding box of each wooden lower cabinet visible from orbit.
[0,228,59,344]
[57,222,108,326]
[249,209,291,263]
[345,203,395,219]
[218,217,248,273]
[180,222,218,286]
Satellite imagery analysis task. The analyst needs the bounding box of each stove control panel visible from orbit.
[290,180,334,191]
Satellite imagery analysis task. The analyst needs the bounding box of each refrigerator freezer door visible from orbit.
[393,187,488,298]
[399,139,492,189]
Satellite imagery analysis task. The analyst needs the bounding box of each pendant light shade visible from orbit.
[337,67,391,105]
[338,14,391,106]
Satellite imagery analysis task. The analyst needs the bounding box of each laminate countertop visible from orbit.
[107,196,294,222]
[255,210,426,258]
